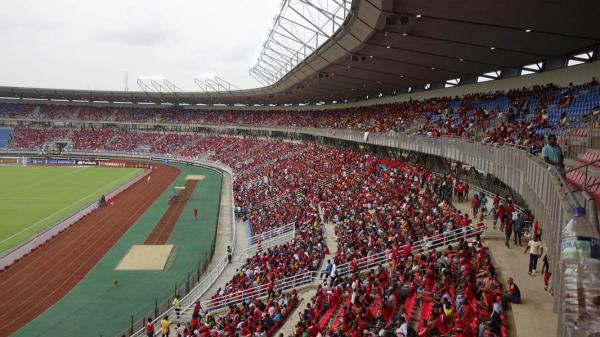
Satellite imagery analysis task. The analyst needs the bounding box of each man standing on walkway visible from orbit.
[321,259,332,279]
[161,315,170,337]
[514,213,524,246]
[542,135,565,175]
[145,318,154,337]
[471,195,480,218]
[524,236,543,275]
[172,295,181,319]
[502,217,513,248]
[329,261,337,283]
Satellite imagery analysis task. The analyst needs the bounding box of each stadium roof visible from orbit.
[1,0,599,106]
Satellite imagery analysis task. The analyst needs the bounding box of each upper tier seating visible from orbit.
[1,80,598,138]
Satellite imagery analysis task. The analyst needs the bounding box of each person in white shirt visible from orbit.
[329,262,337,282]
[524,236,543,274]
[395,316,408,337]
[176,323,185,337]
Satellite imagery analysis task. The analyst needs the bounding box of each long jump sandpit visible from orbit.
[116,244,174,270]
[0,163,180,336]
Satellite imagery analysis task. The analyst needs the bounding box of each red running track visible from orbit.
[145,179,197,245]
[0,164,180,336]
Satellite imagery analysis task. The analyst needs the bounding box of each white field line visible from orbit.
[0,170,141,246]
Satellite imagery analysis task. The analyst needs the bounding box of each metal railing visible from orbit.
[247,222,295,246]
[129,255,230,337]
[188,270,318,315]
[336,225,485,276]
[244,229,296,258]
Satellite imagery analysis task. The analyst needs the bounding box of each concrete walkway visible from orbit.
[167,170,248,330]
[453,200,557,337]
[197,171,248,303]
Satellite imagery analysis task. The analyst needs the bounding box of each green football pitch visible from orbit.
[0,166,143,255]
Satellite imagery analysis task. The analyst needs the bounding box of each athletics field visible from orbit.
[11,163,222,337]
[0,166,143,255]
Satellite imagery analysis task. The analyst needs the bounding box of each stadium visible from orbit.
[0,1,599,337]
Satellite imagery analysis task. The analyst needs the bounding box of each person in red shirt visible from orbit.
[495,205,504,229]
[471,196,480,218]
[503,218,513,248]
[194,208,199,219]
[146,318,155,337]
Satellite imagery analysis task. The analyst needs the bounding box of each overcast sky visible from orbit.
[0,0,281,90]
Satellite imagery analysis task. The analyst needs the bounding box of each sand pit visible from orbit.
[115,244,174,270]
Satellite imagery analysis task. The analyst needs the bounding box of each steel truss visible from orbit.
[249,0,352,86]
[136,77,183,93]
[194,76,240,92]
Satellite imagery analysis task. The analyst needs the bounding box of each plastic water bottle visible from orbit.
[560,206,600,332]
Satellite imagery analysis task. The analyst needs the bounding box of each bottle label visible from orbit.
[561,236,600,260]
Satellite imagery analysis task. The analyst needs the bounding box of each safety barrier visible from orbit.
[187,270,318,316]
[336,225,485,276]
[247,222,295,246]
[244,228,296,258]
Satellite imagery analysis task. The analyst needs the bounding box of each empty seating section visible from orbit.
[0,128,13,149]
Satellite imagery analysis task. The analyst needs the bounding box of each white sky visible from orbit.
[0,0,281,90]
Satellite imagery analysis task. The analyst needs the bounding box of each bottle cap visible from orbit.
[572,207,586,216]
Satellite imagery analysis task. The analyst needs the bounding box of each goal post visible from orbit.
[0,156,29,166]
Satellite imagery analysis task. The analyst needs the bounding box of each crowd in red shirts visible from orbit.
[105,130,162,152]
[294,237,511,337]
[178,291,300,337]
[9,127,68,150]
[6,127,534,337]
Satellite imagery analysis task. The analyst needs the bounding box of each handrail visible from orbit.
[244,229,296,257]
[195,270,318,313]
[564,157,600,174]
[335,225,484,276]
[247,222,295,246]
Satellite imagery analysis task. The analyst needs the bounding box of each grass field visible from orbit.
[0,166,143,255]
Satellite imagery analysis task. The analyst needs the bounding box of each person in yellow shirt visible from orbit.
[172,295,181,318]
[161,315,170,337]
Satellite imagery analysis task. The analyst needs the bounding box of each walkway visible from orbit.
[186,170,247,304]
[170,171,248,328]
[454,199,557,337]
